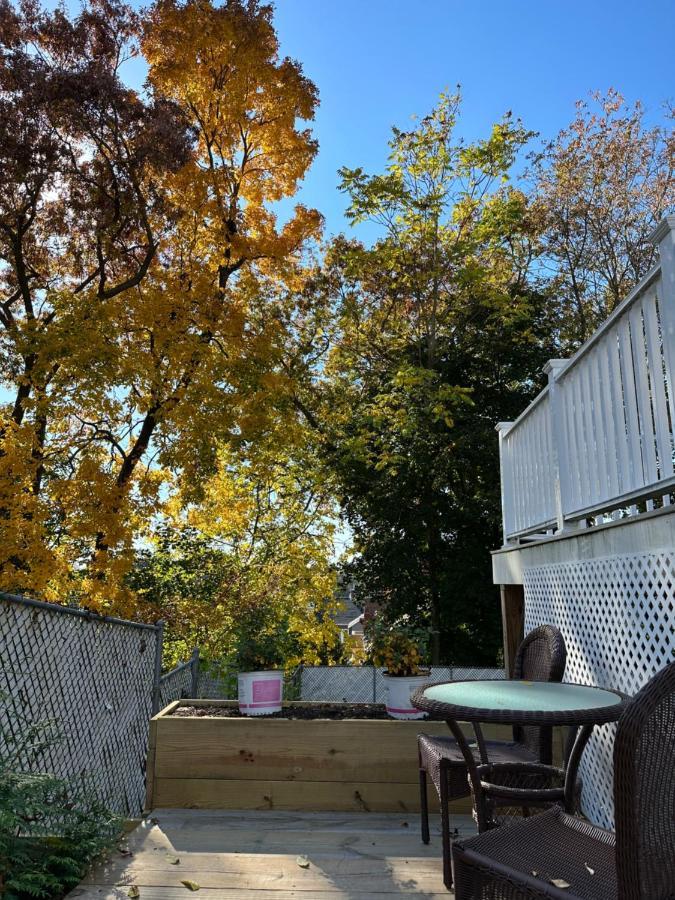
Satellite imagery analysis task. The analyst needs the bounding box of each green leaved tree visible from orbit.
[294,93,558,664]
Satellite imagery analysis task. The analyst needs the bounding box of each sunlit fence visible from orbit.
[196,662,505,703]
[159,648,200,710]
[0,593,194,816]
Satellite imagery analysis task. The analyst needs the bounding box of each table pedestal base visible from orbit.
[445,719,590,833]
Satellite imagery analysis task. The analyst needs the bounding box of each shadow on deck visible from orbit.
[67,809,477,898]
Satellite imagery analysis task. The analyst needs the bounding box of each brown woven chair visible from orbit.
[451,660,675,899]
[417,625,567,889]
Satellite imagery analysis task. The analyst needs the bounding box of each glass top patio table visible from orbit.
[412,679,629,827]
[412,679,627,726]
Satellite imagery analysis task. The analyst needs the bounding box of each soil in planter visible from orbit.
[173,703,399,720]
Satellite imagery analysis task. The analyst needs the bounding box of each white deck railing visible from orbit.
[498,216,675,543]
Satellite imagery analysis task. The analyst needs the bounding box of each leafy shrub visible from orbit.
[0,717,120,899]
[365,614,430,676]
[232,610,300,672]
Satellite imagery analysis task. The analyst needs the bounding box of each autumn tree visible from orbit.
[129,437,341,667]
[0,0,322,612]
[530,89,674,345]
[0,0,191,594]
[295,94,557,664]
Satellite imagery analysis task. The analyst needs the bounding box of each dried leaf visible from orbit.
[181,881,200,891]
[296,855,310,869]
[118,844,132,857]
[550,878,571,889]
[584,863,595,875]
[128,888,140,899]
[166,854,180,865]
[400,821,409,828]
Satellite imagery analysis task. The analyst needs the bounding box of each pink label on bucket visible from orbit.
[252,679,281,703]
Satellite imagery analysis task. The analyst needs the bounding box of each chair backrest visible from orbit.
[614,661,675,900]
[512,625,567,762]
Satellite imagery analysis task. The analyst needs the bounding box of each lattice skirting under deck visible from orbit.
[524,551,675,829]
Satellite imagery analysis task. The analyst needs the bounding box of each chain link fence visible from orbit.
[299,665,505,703]
[159,649,200,710]
[0,593,194,817]
[193,663,505,702]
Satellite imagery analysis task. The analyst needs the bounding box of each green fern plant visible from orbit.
[0,714,121,899]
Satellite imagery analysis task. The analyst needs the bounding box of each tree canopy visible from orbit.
[529,90,674,345]
[0,0,323,617]
[289,94,559,663]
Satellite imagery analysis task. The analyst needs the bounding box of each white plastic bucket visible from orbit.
[383,674,428,719]
[237,670,284,716]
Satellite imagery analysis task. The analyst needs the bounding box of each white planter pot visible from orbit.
[237,670,284,716]
[382,673,429,719]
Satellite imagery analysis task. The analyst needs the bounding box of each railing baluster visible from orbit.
[617,314,644,494]
[571,371,591,504]
[629,299,659,487]
[643,289,674,479]
[607,327,630,496]
[601,340,620,496]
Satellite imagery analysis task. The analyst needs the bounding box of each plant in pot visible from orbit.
[366,615,430,719]
[233,615,290,716]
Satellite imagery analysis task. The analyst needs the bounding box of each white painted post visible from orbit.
[649,216,675,431]
[496,422,514,543]
[544,360,570,532]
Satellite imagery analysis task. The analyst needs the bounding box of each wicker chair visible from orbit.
[451,660,675,900]
[417,625,567,889]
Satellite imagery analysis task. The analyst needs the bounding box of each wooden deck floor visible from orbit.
[67,809,477,898]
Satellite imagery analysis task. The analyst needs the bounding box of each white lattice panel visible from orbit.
[524,552,675,828]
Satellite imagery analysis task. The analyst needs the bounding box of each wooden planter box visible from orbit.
[146,700,514,814]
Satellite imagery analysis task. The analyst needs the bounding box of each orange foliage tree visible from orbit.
[0,0,322,613]
[530,89,674,345]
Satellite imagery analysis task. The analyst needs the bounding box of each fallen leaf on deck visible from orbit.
[584,863,595,875]
[128,888,140,899]
[296,855,310,868]
[550,878,571,889]
[118,845,132,857]
[181,880,201,891]
[166,855,180,865]
[400,821,409,828]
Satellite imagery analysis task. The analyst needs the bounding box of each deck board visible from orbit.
[68,809,476,897]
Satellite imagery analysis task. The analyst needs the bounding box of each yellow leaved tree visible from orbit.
[0,0,323,617]
[129,436,342,667]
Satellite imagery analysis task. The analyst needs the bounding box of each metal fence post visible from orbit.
[372,665,377,703]
[292,662,304,700]
[190,646,200,698]
[151,620,165,715]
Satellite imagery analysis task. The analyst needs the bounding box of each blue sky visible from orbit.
[269,0,674,238]
[91,0,674,237]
